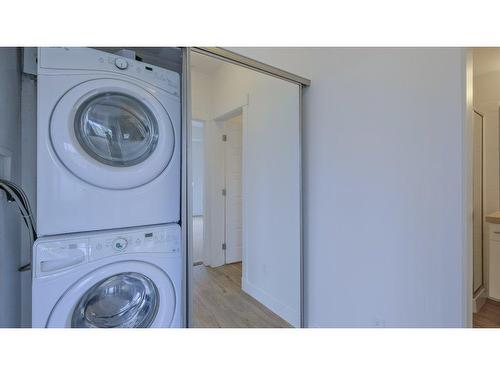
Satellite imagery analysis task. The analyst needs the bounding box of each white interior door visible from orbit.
[473,111,483,294]
[202,120,225,267]
[224,114,243,264]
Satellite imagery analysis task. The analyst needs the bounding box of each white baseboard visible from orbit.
[242,277,299,327]
[473,287,487,313]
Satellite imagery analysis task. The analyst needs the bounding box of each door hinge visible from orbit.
[222,188,226,196]
[222,134,227,142]
[222,243,226,250]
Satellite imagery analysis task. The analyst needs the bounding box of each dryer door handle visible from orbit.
[40,254,85,273]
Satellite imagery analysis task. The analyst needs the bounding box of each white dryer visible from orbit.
[36,47,181,236]
[32,223,182,328]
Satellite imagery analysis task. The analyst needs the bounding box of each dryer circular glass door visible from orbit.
[47,260,176,328]
[50,78,175,190]
[74,93,159,168]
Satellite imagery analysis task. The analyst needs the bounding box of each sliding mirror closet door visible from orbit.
[189,50,302,328]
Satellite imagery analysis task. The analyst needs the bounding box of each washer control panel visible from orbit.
[34,239,88,277]
[89,226,180,262]
[33,224,181,277]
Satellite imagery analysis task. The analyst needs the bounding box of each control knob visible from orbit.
[114,58,128,70]
[112,237,128,251]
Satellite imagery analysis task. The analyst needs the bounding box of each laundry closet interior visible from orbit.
[0,47,306,328]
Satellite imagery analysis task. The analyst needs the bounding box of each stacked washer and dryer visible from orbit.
[31,48,182,328]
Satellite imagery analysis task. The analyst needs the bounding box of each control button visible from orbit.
[112,238,128,251]
[114,58,128,70]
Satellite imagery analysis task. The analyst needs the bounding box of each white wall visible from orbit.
[0,48,22,327]
[20,73,37,327]
[229,47,468,327]
[0,49,21,183]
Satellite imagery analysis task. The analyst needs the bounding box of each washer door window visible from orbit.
[46,260,176,328]
[71,272,159,328]
[50,78,176,190]
[75,93,159,167]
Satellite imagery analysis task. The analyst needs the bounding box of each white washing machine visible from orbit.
[36,47,181,236]
[32,223,182,328]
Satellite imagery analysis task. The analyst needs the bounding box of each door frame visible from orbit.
[181,47,191,328]
[197,106,247,268]
[211,106,246,267]
[183,47,309,328]
[191,47,311,86]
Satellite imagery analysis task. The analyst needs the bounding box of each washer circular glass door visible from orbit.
[47,261,176,328]
[50,78,175,190]
[71,272,159,328]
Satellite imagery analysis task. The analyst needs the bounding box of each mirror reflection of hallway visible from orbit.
[190,50,301,328]
[191,113,291,328]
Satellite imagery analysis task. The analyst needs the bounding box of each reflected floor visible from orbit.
[192,262,291,328]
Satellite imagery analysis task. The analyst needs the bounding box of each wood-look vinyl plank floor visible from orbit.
[473,299,500,328]
[192,262,291,328]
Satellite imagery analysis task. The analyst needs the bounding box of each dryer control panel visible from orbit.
[37,47,181,98]
[34,224,181,277]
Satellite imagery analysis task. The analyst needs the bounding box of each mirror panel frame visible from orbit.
[182,47,308,328]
